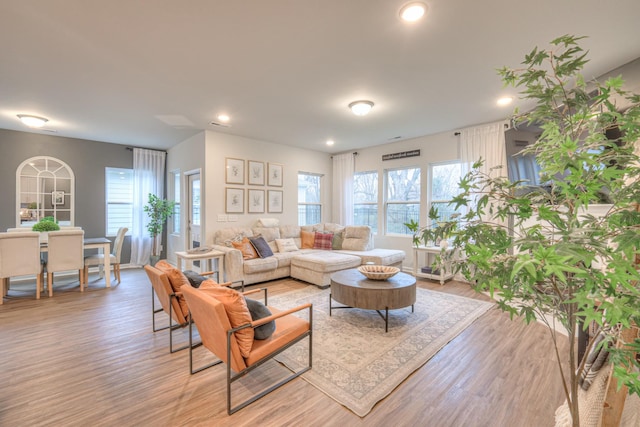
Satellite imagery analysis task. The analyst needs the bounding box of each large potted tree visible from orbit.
[424,35,640,426]
[144,193,176,265]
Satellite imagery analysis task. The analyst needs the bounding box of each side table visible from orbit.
[175,249,225,281]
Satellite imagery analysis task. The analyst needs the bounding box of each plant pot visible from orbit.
[149,255,161,266]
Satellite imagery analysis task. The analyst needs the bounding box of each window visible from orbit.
[385,167,420,235]
[430,162,463,226]
[298,172,322,225]
[106,168,133,236]
[171,171,181,234]
[353,171,378,233]
[16,156,74,227]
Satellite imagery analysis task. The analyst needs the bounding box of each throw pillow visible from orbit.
[154,260,190,317]
[248,235,274,258]
[332,230,344,250]
[232,237,259,260]
[244,297,276,340]
[182,270,209,288]
[300,230,315,249]
[199,286,254,357]
[275,238,299,253]
[313,231,333,250]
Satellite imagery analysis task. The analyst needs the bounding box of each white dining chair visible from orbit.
[83,227,127,287]
[45,229,85,297]
[0,231,44,303]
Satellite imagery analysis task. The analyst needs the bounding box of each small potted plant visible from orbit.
[32,216,60,243]
[143,193,176,265]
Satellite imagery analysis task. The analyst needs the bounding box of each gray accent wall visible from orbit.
[0,128,133,263]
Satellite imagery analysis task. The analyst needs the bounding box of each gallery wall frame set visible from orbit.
[224,158,284,213]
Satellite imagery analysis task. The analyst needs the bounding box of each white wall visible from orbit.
[352,130,460,268]
[202,131,332,245]
[166,132,206,262]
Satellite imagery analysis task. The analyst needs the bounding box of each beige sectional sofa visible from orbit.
[211,223,405,288]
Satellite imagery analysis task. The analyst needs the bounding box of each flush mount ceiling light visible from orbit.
[497,96,513,106]
[326,139,335,146]
[399,2,427,22]
[349,100,374,116]
[217,114,230,123]
[17,114,48,128]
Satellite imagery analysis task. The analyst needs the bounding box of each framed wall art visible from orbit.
[268,163,283,187]
[225,188,244,213]
[52,190,65,206]
[225,158,245,184]
[248,160,265,186]
[267,190,283,213]
[247,189,265,213]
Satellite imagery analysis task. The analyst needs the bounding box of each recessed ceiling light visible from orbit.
[326,140,335,146]
[497,97,513,106]
[17,114,48,128]
[349,100,374,116]
[399,2,427,22]
[217,114,230,123]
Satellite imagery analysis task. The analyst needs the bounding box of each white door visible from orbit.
[186,172,201,251]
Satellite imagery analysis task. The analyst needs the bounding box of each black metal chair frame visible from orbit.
[187,288,313,415]
[152,288,189,353]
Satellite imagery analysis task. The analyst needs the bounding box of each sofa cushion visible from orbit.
[232,237,259,260]
[324,223,345,233]
[332,230,344,250]
[199,285,254,358]
[256,218,279,227]
[249,235,274,258]
[243,257,279,274]
[215,227,254,247]
[341,225,371,251]
[275,238,298,253]
[300,230,315,249]
[337,248,405,266]
[245,297,276,340]
[279,225,301,239]
[301,223,324,232]
[313,232,333,250]
[291,252,361,273]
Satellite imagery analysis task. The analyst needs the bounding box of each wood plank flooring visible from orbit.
[0,268,568,427]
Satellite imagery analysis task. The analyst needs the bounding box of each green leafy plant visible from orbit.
[424,35,640,426]
[143,193,176,258]
[32,216,60,232]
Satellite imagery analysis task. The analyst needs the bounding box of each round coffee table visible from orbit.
[329,268,417,332]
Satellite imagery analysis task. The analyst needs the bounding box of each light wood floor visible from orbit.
[0,268,568,427]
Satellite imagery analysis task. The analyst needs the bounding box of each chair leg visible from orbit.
[48,272,53,297]
[115,264,121,283]
[83,265,89,285]
[36,272,41,300]
[79,269,84,291]
[1,278,5,304]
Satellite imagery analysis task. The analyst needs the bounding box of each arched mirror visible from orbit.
[16,156,75,227]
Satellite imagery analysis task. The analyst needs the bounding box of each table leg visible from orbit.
[329,293,332,316]
[385,307,389,333]
[104,242,111,287]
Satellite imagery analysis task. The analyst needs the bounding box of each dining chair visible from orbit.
[0,232,44,303]
[45,229,85,296]
[83,227,127,287]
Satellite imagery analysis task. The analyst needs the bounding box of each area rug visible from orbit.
[270,286,494,417]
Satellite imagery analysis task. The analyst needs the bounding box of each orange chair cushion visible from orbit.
[200,279,234,289]
[199,286,254,358]
[232,237,259,260]
[300,230,315,249]
[154,260,190,317]
[245,307,310,366]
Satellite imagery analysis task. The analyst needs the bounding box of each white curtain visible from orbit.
[459,121,508,222]
[332,153,355,225]
[130,148,166,266]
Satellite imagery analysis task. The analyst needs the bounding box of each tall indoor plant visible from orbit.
[426,35,640,426]
[143,193,176,264]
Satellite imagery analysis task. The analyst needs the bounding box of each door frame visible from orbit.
[184,168,203,252]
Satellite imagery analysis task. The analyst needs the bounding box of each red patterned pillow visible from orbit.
[313,232,333,250]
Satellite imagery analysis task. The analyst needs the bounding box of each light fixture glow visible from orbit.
[399,2,427,22]
[217,114,230,123]
[349,100,374,116]
[17,114,48,128]
[326,140,335,146]
[497,97,513,106]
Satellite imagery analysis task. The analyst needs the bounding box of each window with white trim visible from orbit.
[298,172,322,225]
[430,161,463,226]
[385,167,420,235]
[105,168,133,236]
[353,171,378,233]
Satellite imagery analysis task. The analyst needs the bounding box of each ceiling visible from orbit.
[2,1,640,154]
